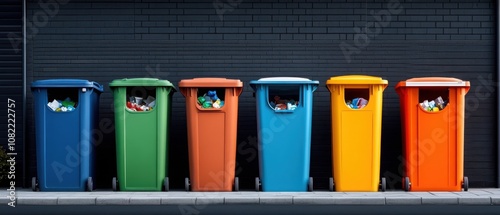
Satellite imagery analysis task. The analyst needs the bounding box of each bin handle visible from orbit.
[93,82,104,92]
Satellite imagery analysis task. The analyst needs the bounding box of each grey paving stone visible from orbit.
[332,197,386,205]
[57,197,96,205]
[195,197,224,205]
[421,197,458,205]
[96,197,130,205]
[292,196,335,205]
[1,196,15,206]
[491,196,500,205]
[458,197,491,205]
[224,196,260,204]
[259,196,293,204]
[161,197,196,205]
[17,197,58,205]
[129,197,161,205]
[385,197,422,205]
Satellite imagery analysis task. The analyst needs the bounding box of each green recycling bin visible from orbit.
[109,78,176,191]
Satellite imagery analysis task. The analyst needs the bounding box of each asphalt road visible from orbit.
[2,205,500,215]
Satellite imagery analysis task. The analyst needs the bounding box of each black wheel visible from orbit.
[255,177,260,192]
[380,177,386,192]
[463,176,469,191]
[32,177,37,192]
[329,177,334,192]
[87,177,93,192]
[185,177,190,192]
[112,177,118,191]
[404,177,411,191]
[308,177,313,191]
[234,177,239,191]
[163,177,169,192]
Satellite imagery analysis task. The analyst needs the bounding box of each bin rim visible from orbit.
[31,79,104,92]
[326,75,388,85]
[395,77,470,88]
[109,78,176,90]
[178,77,243,88]
[249,77,320,85]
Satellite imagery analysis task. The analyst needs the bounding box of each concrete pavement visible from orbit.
[1,188,500,206]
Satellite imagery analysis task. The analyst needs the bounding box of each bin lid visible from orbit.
[178,78,243,88]
[326,75,388,85]
[31,79,104,92]
[249,77,319,85]
[109,78,175,88]
[395,77,470,88]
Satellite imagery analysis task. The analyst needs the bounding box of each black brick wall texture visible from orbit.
[25,0,497,190]
[0,0,23,187]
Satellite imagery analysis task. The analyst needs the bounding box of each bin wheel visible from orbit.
[308,177,313,192]
[185,177,190,192]
[462,176,469,191]
[86,177,93,192]
[234,177,239,192]
[112,177,118,191]
[163,177,169,192]
[404,177,411,192]
[380,177,386,192]
[255,177,260,192]
[32,177,38,192]
[329,177,334,192]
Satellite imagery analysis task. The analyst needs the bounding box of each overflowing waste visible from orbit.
[346,97,368,109]
[47,97,76,112]
[198,90,224,109]
[420,96,447,112]
[126,96,156,111]
[270,96,298,110]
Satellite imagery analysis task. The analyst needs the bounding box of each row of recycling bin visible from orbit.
[30,75,470,192]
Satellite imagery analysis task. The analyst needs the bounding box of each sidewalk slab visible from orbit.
[57,197,96,205]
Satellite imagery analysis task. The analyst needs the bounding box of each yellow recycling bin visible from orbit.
[326,75,388,192]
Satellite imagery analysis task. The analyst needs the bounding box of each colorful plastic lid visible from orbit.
[31,79,103,92]
[326,75,388,85]
[109,78,175,88]
[396,77,470,87]
[250,77,319,85]
[179,78,243,88]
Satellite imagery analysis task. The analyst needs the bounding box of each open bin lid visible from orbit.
[326,75,388,85]
[249,77,319,90]
[109,78,175,90]
[31,79,104,92]
[178,78,243,88]
[395,77,470,89]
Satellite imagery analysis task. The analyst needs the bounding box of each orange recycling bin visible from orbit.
[179,78,243,191]
[327,75,388,192]
[395,77,470,191]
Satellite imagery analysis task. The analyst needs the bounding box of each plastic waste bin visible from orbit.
[250,77,319,192]
[31,79,103,191]
[109,78,175,191]
[179,78,243,191]
[395,77,470,191]
[326,75,388,192]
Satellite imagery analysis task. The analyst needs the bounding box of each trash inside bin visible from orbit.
[179,78,243,192]
[109,78,175,191]
[31,79,103,191]
[395,77,470,191]
[250,77,319,192]
[326,75,388,192]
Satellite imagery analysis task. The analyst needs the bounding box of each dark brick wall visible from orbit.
[26,0,497,189]
[0,0,23,186]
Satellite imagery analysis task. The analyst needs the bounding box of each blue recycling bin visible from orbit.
[250,77,319,191]
[31,79,103,191]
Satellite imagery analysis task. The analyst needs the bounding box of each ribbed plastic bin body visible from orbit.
[250,77,318,192]
[31,79,103,191]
